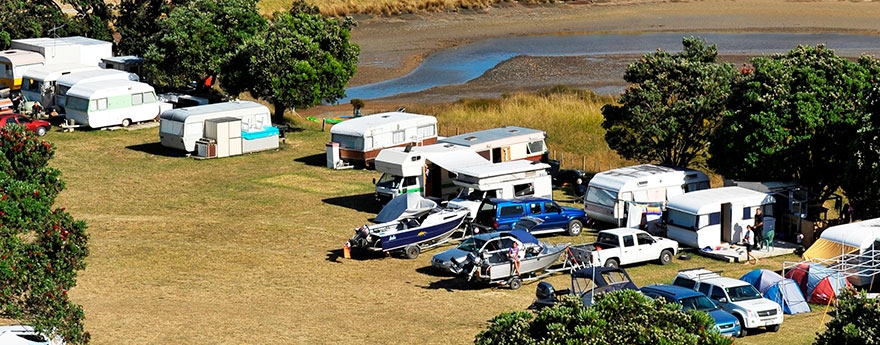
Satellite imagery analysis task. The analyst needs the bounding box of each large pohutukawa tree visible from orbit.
[601,37,735,168]
[0,125,90,344]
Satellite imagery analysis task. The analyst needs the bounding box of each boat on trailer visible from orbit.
[347,206,468,259]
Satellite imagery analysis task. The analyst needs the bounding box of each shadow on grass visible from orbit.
[323,193,383,214]
[326,248,393,263]
[417,274,492,291]
[127,142,189,157]
[294,152,327,168]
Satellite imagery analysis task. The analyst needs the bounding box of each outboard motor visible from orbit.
[530,281,558,310]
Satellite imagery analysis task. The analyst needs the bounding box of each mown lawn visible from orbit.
[51,92,830,344]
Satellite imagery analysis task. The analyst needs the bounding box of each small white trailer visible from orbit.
[0,50,45,91]
[665,186,776,249]
[19,63,100,113]
[159,101,274,153]
[447,160,553,219]
[328,112,438,168]
[54,69,139,112]
[64,79,165,129]
[438,126,547,163]
[584,164,710,226]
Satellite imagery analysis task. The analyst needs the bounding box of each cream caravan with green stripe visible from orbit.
[65,79,161,128]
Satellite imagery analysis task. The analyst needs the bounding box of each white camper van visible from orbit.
[159,101,273,152]
[438,126,547,163]
[373,143,490,203]
[584,164,710,226]
[64,79,163,128]
[328,112,438,168]
[447,160,553,219]
[20,64,100,113]
[665,186,775,249]
[54,69,138,112]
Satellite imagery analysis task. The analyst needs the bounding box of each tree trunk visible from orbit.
[273,101,287,123]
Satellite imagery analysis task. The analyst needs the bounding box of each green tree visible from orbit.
[144,0,266,89]
[112,0,188,56]
[61,0,115,43]
[709,45,872,202]
[221,2,359,121]
[0,0,69,50]
[474,290,732,345]
[815,287,880,345]
[601,37,735,168]
[0,126,90,344]
[840,56,880,219]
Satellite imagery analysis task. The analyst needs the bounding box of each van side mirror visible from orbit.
[717,297,728,303]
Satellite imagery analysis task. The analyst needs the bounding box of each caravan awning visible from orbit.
[427,149,490,173]
[803,238,859,261]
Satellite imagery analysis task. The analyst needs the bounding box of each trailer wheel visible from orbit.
[403,245,420,259]
[567,220,583,236]
[508,277,523,290]
[658,249,673,265]
[604,258,619,268]
[121,118,132,127]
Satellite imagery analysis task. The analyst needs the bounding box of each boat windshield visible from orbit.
[726,285,763,302]
[679,296,719,312]
[457,237,487,252]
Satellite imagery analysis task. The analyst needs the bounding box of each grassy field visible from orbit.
[48,92,830,344]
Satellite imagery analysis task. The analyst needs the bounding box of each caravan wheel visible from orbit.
[121,118,132,127]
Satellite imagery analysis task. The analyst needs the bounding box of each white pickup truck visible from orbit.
[569,228,679,268]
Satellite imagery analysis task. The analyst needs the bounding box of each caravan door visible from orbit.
[721,203,732,243]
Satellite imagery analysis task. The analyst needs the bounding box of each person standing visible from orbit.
[748,208,765,250]
[743,226,759,265]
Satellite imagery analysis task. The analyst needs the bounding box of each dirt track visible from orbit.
[309,0,880,112]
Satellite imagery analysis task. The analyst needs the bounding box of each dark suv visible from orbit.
[472,197,586,236]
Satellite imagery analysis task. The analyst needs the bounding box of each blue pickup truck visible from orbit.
[471,197,587,236]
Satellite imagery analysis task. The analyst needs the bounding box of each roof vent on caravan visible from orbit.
[465,136,477,141]
[508,128,520,133]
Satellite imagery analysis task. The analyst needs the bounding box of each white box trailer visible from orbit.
[665,186,776,249]
[0,49,45,91]
[584,164,710,226]
[64,79,165,128]
[159,101,273,152]
[373,143,491,203]
[438,126,547,163]
[328,112,438,168]
[54,69,139,112]
[20,63,100,113]
[10,36,112,67]
[447,160,553,219]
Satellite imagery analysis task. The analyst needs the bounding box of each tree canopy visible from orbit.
[143,0,267,89]
[601,37,735,168]
[839,56,880,219]
[709,45,874,202]
[221,4,359,120]
[474,290,732,345]
[0,126,90,344]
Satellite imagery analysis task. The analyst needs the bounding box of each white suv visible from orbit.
[672,268,783,337]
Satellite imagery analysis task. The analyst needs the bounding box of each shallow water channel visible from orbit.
[343,32,880,101]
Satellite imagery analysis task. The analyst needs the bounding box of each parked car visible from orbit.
[530,266,639,309]
[472,197,587,236]
[0,324,65,345]
[566,227,679,268]
[672,268,783,337]
[431,217,542,273]
[640,284,742,337]
[0,114,51,136]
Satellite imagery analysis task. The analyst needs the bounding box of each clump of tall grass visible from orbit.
[408,87,634,172]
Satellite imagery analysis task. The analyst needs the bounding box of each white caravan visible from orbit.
[0,50,45,91]
[19,63,100,113]
[665,186,775,249]
[328,111,438,168]
[373,143,490,203]
[447,160,553,219]
[159,101,273,152]
[64,79,163,128]
[54,69,139,112]
[438,126,547,163]
[584,164,710,226]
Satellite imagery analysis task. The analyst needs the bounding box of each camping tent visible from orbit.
[740,269,811,314]
[784,262,850,305]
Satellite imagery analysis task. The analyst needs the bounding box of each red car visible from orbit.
[0,114,51,136]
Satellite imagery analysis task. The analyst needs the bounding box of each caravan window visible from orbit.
[56,84,71,96]
[708,212,721,226]
[132,93,143,105]
[331,134,363,150]
[526,140,545,154]
[159,120,184,136]
[586,187,616,207]
[667,209,697,230]
[417,125,435,139]
[514,183,534,197]
[22,78,38,91]
[392,130,405,144]
[95,98,108,110]
[743,207,752,220]
[67,96,90,111]
[144,92,157,103]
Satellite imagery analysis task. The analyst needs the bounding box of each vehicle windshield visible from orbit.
[679,296,719,312]
[726,285,763,302]
[376,173,402,189]
[457,237,487,252]
[596,233,619,248]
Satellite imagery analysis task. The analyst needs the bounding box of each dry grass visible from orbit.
[44,96,830,345]
[259,0,553,17]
